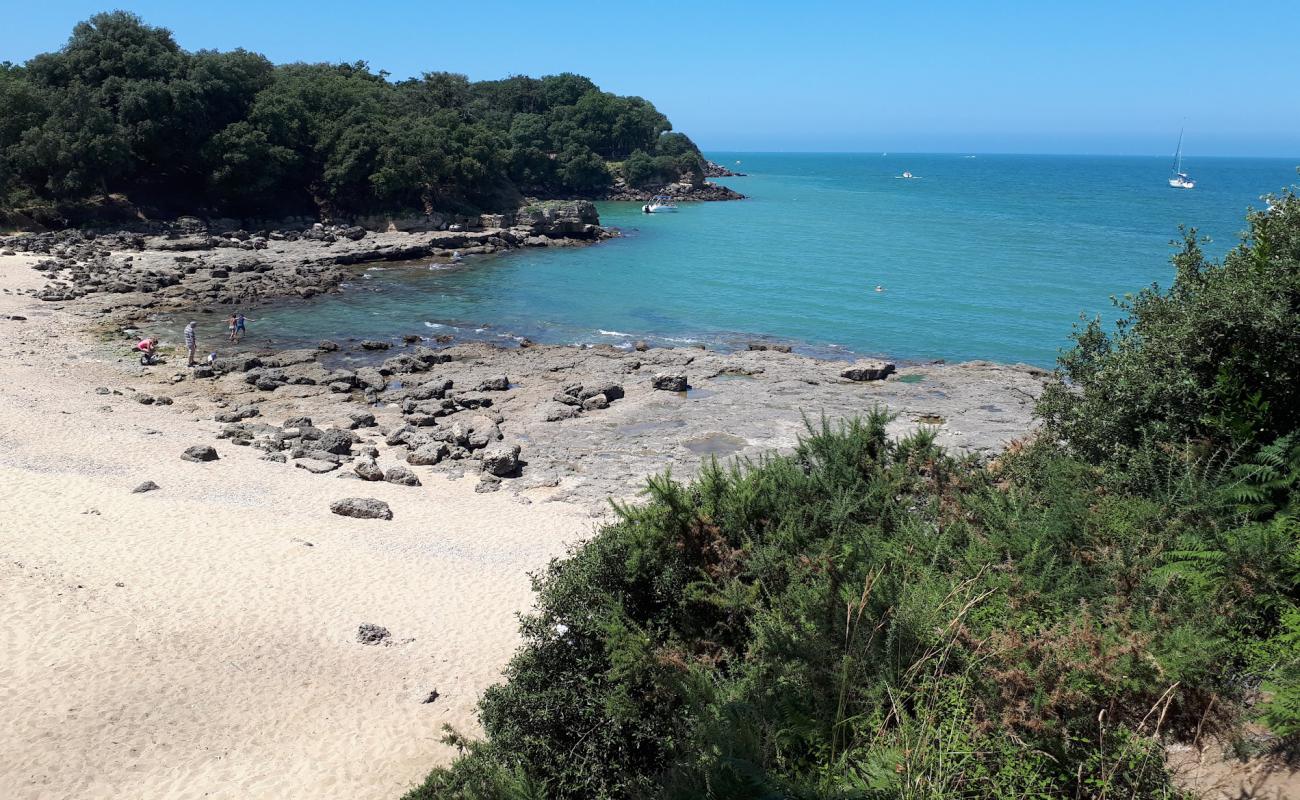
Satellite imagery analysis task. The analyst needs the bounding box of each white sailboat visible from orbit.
[1168,128,1195,189]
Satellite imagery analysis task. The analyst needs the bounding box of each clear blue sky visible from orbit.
[4,0,1298,156]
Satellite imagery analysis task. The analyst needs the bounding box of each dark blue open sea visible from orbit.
[257,152,1298,366]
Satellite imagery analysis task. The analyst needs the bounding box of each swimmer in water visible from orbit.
[875,285,885,293]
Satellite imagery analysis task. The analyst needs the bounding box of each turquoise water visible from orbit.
[257,153,1297,366]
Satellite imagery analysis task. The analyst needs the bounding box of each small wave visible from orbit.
[662,336,700,344]
[597,329,633,337]
[423,321,453,330]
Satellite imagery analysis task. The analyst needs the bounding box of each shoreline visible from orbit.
[2,227,1052,506]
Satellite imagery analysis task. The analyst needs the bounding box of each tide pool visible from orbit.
[256,152,1298,366]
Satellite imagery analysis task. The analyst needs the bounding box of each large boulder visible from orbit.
[476,375,510,391]
[465,414,502,450]
[652,373,688,392]
[407,442,449,466]
[330,497,393,520]
[354,459,384,481]
[481,443,521,477]
[355,367,386,391]
[316,429,356,456]
[384,464,422,486]
[581,382,624,401]
[181,445,218,462]
[840,361,896,382]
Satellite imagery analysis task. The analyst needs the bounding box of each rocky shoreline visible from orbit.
[0,220,1048,510]
[1,200,613,308]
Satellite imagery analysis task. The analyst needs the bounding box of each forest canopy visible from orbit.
[0,11,708,219]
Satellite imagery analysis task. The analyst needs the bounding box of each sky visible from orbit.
[3,1,1298,157]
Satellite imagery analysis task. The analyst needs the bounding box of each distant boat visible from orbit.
[643,195,678,213]
[1168,128,1195,189]
[899,171,915,179]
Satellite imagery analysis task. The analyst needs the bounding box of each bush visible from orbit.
[404,189,1300,798]
[1038,185,1300,473]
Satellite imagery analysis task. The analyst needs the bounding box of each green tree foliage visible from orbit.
[0,13,701,219]
[1039,187,1300,472]
[405,191,1300,797]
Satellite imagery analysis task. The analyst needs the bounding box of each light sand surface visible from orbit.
[0,253,594,799]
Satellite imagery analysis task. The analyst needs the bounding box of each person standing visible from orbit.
[234,311,251,343]
[184,321,198,366]
[227,313,238,342]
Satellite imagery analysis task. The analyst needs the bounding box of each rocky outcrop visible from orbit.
[840,361,896,382]
[3,203,619,308]
[704,160,747,178]
[602,180,745,203]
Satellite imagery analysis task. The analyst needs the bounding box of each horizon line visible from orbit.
[701,149,1300,160]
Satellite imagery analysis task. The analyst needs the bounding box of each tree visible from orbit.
[1039,186,1300,470]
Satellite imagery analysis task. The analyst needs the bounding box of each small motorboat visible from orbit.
[643,195,678,213]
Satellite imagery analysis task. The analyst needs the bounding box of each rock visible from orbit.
[476,375,510,391]
[840,361,896,382]
[135,394,155,405]
[295,458,339,474]
[357,623,390,644]
[466,414,502,449]
[407,442,449,466]
[261,452,287,463]
[420,688,440,704]
[355,367,386,391]
[652,373,689,392]
[192,365,215,379]
[748,342,793,353]
[476,474,502,493]
[401,333,422,344]
[359,339,391,351]
[354,459,384,481]
[330,497,393,520]
[284,416,313,429]
[481,443,521,477]
[582,393,609,410]
[553,391,581,406]
[348,411,377,429]
[580,382,623,401]
[543,402,581,422]
[451,391,493,409]
[318,340,340,351]
[633,340,649,352]
[132,480,160,493]
[181,445,218,462]
[384,464,422,486]
[214,405,259,423]
[316,429,356,455]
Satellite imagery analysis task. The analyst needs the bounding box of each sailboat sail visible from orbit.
[1168,127,1195,189]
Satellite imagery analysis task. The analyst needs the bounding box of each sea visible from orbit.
[255,153,1298,367]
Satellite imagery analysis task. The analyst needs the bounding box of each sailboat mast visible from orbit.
[1173,127,1184,174]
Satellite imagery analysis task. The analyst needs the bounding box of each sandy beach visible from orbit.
[0,253,595,799]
